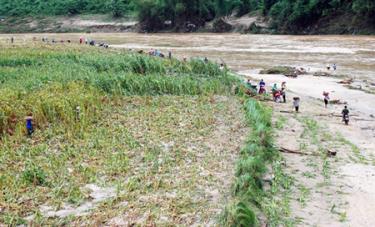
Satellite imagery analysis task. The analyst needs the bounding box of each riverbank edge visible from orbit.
[221,97,292,226]
[1,14,375,35]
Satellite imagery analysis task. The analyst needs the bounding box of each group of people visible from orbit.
[41,37,72,44]
[247,79,287,103]
[326,63,337,71]
[322,91,350,124]
[8,36,109,48]
[79,36,109,48]
[271,82,287,103]
[245,78,350,124]
[147,49,170,58]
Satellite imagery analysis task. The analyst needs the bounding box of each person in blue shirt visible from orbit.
[259,79,266,94]
[25,114,34,136]
[259,79,265,87]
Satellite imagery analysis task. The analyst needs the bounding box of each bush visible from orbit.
[22,164,47,186]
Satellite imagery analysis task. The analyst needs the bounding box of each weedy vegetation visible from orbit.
[0,44,286,226]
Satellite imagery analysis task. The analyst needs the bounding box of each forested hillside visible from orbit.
[1,0,374,34]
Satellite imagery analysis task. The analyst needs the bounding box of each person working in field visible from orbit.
[25,114,34,136]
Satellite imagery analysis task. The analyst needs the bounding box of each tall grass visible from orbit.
[0,82,103,140]
[0,45,238,140]
[222,99,278,226]
[0,45,284,225]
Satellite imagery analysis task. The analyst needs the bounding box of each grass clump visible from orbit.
[21,163,48,186]
[222,99,292,226]
[259,66,296,75]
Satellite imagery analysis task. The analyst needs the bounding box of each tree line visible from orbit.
[1,0,374,32]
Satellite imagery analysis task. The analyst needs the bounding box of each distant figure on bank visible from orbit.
[333,63,337,71]
[219,63,225,70]
[204,57,209,63]
[89,40,95,46]
[293,97,300,112]
[281,81,287,103]
[80,37,83,44]
[323,91,330,108]
[11,37,14,43]
[25,114,34,136]
[326,64,331,70]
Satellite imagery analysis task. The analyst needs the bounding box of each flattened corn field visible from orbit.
[0,44,288,226]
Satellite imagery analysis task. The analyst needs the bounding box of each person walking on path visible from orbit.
[281,82,287,103]
[323,91,330,108]
[342,106,350,125]
[293,97,300,113]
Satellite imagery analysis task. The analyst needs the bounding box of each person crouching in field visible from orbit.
[25,113,34,136]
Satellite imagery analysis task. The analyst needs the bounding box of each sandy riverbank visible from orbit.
[243,70,375,226]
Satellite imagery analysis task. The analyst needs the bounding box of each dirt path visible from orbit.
[245,72,375,226]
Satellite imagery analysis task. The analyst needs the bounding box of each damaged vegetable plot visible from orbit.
[0,45,286,226]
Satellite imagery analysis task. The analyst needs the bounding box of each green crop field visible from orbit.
[0,44,286,226]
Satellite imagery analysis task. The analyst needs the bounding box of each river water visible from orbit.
[2,33,375,79]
